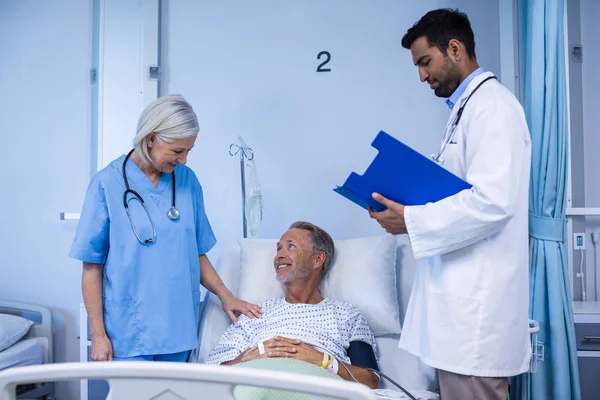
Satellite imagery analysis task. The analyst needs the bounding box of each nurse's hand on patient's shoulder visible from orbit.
[91,333,113,361]
[220,293,263,323]
[368,192,407,235]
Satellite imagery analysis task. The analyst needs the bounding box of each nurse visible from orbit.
[369,9,532,400]
[70,95,262,362]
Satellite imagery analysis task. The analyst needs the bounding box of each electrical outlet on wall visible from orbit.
[574,233,586,249]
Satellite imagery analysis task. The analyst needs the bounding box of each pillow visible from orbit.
[236,234,401,336]
[0,313,34,352]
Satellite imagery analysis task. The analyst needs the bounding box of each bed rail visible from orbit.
[0,362,377,400]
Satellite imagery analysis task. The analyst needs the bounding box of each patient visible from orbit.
[206,221,380,389]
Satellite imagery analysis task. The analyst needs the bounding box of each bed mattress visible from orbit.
[0,338,43,371]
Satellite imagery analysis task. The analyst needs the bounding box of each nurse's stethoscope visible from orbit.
[122,149,179,244]
[431,75,497,165]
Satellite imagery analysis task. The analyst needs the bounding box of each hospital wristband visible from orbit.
[257,340,266,355]
[320,353,333,369]
[321,352,329,367]
[326,357,339,374]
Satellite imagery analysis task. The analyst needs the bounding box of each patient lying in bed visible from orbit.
[206,221,380,389]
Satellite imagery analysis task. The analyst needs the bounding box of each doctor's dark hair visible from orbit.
[289,221,335,279]
[401,8,476,59]
[134,94,199,165]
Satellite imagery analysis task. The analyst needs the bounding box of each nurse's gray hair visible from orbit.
[133,94,199,165]
[289,221,335,279]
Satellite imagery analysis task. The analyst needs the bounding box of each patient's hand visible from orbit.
[224,337,321,366]
[236,338,288,364]
[238,346,265,363]
[266,337,323,367]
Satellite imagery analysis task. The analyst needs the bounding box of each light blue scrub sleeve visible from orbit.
[69,176,110,264]
[193,179,217,255]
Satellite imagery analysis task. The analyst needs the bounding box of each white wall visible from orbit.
[160,0,502,259]
[580,0,600,300]
[98,0,159,170]
[581,0,600,208]
[0,1,92,399]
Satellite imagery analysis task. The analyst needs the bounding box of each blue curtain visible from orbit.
[511,0,581,399]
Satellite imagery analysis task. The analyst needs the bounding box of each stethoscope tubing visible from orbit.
[122,149,178,244]
[433,75,497,164]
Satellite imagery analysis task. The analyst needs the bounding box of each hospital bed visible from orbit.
[0,301,54,399]
[192,234,440,399]
[194,233,540,398]
[0,235,539,399]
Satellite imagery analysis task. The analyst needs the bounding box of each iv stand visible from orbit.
[229,140,254,238]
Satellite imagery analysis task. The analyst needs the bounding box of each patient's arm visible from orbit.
[266,337,379,389]
[206,317,254,365]
[221,346,262,365]
[221,337,297,365]
[336,360,379,390]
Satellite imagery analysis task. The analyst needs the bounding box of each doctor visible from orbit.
[70,95,262,362]
[369,9,532,400]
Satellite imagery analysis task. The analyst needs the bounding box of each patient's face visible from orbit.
[274,228,316,283]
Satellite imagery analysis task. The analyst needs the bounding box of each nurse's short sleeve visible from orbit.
[193,178,216,255]
[68,175,110,264]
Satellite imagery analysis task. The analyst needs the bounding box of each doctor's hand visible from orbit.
[91,333,113,361]
[368,193,407,235]
[221,293,263,324]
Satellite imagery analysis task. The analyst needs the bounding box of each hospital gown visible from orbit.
[69,154,216,358]
[206,297,377,365]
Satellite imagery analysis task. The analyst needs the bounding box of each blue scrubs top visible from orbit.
[69,154,216,357]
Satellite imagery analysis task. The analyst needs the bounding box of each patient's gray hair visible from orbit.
[289,221,335,279]
[133,94,199,165]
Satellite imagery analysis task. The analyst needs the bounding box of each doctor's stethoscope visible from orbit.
[431,75,497,165]
[122,149,179,244]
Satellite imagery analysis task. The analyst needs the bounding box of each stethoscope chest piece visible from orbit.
[122,149,179,244]
[167,206,180,220]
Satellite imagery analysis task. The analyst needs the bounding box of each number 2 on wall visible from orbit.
[317,51,331,72]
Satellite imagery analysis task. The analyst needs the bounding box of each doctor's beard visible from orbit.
[432,58,462,98]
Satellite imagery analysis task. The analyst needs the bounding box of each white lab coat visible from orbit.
[400,72,532,377]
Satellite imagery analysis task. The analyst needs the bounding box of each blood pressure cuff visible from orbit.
[347,340,379,371]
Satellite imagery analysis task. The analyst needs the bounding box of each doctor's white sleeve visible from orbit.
[404,96,530,260]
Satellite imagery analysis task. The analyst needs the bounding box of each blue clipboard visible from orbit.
[334,130,472,211]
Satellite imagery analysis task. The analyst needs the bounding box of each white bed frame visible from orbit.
[0,361,377,400]
[0,301,54,399]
